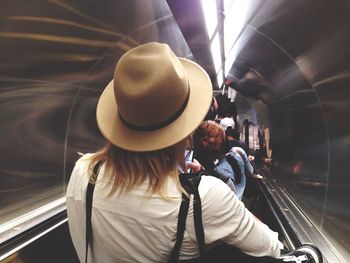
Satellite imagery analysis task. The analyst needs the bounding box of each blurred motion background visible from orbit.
[0,0,349,261]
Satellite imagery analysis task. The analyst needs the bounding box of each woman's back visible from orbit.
[67,154,281,262]
[67,154,183,262]
[66,42,282,263]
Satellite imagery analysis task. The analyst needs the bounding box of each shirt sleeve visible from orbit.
[66,154,90,262]
[196,176,283,258]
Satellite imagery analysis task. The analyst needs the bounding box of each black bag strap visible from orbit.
[190,176,205,262]
[235,149,256,178]
[168,192,190,263]
[235,148,244,160]
[85,161,103,263]
[85,167,205,263]
[225,154,242,184]
[169,173,205,263]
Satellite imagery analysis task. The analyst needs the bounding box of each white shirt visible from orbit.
[66,154,283,263]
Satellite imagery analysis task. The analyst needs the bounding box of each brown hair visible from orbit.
[193,120,226,163]
[88,138,190,197]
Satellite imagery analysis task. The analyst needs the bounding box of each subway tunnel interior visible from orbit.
[0,0,349,262]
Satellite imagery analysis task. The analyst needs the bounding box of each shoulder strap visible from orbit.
[235,148,244,160]
[85,161,103,263]
[190,175,205,262]
[225,154,242,184]
[235,149,255,177]
[173,173,206,263]
[168,192,190,263]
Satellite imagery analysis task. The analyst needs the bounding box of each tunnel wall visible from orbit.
[226,0,350,260]
[1,0,350,261]
[0,0,192,237]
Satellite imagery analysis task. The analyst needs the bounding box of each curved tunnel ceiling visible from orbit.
[0,0,350,261]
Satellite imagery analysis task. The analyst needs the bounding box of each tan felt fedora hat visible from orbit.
[96,42,213,151]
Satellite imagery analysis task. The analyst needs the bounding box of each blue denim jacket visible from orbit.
[214,147,253,200]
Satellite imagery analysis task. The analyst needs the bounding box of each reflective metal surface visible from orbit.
[0,0,191,230]
[1,0,350,261]
[225,0,350,261]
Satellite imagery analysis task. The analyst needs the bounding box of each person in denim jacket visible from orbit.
[214,146,253,200]
[193,121,253,200]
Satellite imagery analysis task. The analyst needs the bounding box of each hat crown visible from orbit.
[114,42,189,128]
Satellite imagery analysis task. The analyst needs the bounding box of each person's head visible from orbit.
[92,42,212,195]
[219,117,237,139]
[219,117,235,132]
[227,102,237,117]
[225,126,238,139]
[192,121,226,165]
[215,94,230,118]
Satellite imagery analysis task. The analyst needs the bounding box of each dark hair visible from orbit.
[226,126,240,141]
[226,126,235,137]
[215,94,230,118]
[227,102,237,117]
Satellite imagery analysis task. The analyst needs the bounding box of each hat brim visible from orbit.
[96,58,213,151]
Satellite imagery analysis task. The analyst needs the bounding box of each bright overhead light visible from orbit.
[224,0,254,56]
[210,32,222,74]
[225,53,236,75]
[217,68,224,87]
[200,0,218,38]
[224,0,235,11]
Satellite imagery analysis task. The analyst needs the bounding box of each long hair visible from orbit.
[88,138,190,197]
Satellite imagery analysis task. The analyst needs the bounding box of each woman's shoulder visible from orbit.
[66,153,94,196]
[197,174,240,221]
[69,153,96,180]
[199,175,234,197]
[73,152,96,168]
[76,152,95,162]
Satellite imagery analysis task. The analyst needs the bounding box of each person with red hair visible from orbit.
[193,120,253,200]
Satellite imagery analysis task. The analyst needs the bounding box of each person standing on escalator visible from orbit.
[193,120,253,200]
[66,42,284,263]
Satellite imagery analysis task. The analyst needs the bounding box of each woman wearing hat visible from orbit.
[66,42,283,262]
